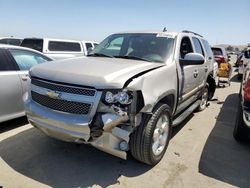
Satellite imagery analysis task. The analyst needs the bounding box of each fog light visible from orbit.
[119,141,129,151]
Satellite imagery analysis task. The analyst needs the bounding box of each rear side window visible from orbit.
[21,39,44,52]
[48,41,81,52]
[9,49,51,70]
[192,37,204,56]
[211,48,223,56]
[85,43,93,50]
[201,39,213,59]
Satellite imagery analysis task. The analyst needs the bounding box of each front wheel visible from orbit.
[130,103,172,165]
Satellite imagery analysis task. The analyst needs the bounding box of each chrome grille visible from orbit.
[31,78,96,96]
[31,91,91,115]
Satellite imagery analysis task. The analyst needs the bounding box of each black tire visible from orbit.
[238,74,242,80]
[130,103,172,165]
[196,85,208,112]
[233,98,250,141]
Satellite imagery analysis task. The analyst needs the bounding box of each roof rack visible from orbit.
[182,30,203,38]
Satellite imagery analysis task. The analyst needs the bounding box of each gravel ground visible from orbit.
[1,55,249,188]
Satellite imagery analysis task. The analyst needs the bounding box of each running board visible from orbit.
[173,100,201,127]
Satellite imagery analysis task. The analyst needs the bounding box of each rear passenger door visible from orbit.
[0,49,24,122]
[191,37,207,87]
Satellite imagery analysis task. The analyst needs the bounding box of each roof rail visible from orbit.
[182,30,203,38]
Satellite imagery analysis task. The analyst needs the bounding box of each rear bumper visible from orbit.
[25,97,91,142]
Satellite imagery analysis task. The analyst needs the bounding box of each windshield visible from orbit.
[211,48,223,56]
[89,33,174,63]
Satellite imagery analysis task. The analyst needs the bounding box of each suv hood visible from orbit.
[30,57,164,89]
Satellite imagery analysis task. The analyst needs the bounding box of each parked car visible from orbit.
[234,50,250,141]
[20,38,98,60]
[238,47,250,80]
[0,45,53,123]
[235,52,243,67]
[211,46,229,64]
[0,37,23,46]
[24,30,216,165]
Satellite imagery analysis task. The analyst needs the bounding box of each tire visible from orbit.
[233,98,250,141]
[196,85,208,112]
[238,74,242,80]
[130,103,172,165]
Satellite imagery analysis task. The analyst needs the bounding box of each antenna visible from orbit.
[163,27,167,32]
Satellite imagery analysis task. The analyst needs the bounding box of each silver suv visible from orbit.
[24,30,216,165]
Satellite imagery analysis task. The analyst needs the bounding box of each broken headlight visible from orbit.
[104,90,132,105]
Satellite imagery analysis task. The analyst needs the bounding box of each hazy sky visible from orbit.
[0,0,249,45]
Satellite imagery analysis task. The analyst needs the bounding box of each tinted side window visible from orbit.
[85,43,93,50]
[9,49,51,70]
[180,37,193,58]
[192,37,204,56]
[48,41,81,52]
[201,39,213,59]
[21,39,44,52]
[93,43,98,47]
[0,49,16,71]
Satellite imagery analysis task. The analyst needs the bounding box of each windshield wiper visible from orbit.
[88,53,113,58]
[114,55,152,62]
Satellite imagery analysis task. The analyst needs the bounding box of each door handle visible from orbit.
[193,70,198,78]
[21,75,29,81]
[204,66,208,72]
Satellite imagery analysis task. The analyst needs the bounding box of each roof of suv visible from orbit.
[115,30,204,39]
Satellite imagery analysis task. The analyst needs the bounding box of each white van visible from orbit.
[20,38,98,60]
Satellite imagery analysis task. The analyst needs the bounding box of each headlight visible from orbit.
[104,90,132,105]
[105,91,115,103]
[117,91,130,104]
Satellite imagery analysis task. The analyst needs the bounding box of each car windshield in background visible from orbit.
[21,39,44,52]
[0,38,22,46]
[89,33,174,63]
[211,48,223,55]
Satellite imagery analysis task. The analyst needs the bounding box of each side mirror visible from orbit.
[180,53,205,66]
[87,47,94,55]
[245,50,250,59]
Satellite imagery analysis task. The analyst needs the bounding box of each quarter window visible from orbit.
[48,41,81,52]
[201,39,213,59]
[0,49,16,71]
[9,49,51,70]
[192,37,204,56]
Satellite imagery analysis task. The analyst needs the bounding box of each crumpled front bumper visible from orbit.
[25,97,92,143]
[24,95,129,159]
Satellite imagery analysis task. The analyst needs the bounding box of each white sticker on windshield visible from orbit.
[156,33,173,38]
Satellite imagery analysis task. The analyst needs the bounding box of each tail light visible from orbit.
[244,77,250,101]
[215,55,225,63]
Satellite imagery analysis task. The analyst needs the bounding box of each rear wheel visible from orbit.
[196,86,208,112]
[130,103,172,165]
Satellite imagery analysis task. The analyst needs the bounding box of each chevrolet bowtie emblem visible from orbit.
[46,91,61,99]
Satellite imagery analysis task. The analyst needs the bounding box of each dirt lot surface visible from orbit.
[1,55,250,188]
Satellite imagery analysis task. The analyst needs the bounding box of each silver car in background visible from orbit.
[0,45,53,123]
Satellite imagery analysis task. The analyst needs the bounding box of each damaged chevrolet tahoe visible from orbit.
[24,30,216,165]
